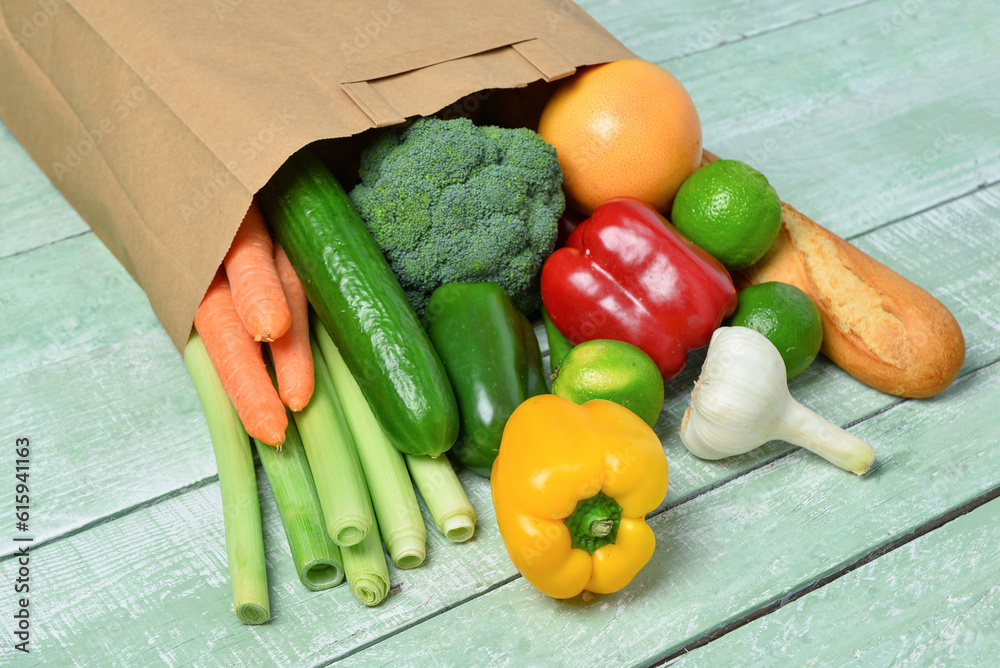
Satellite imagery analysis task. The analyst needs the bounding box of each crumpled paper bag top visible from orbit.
[0,0,632,350]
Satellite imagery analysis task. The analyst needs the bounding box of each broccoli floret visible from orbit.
[349,116,564,315]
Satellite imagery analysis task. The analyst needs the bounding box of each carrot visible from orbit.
[194,268,287,447]
[270,241,315,411]
[224,199,291,342]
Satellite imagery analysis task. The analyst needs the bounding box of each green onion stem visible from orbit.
[254,412,344,591]
[291,335,374,546]
[405,454,477,543]
[314,319,427,570]
[341,527,391,607]
[184,331,270,625]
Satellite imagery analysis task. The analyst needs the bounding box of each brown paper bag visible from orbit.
[0,0,632,350]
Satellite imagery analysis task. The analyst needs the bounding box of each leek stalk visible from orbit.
[184,331,270,625]
[341,527,391,607]
[313,320,427,569]
[291,336,374,546]
[254,414,344,590]
[405,454,477,543]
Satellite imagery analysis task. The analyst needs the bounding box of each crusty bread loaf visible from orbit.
[737,203,965,398]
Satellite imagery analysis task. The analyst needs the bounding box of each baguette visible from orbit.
[736,203,965,398]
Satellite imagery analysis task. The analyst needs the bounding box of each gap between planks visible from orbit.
[654,360,1000,664]
[313,370,1000,664]
[0,472,217,566]
[3,179,996,627]
[1,228,92,262]
[846,177,1000,244]
[659,0,883,63]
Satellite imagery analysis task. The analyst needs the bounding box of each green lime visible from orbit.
[670,159,782,270]
[726,281,824,378]
[551,339,664,427]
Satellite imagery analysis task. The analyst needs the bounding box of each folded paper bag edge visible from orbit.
[341,37,578,129]
[340,29,532,85]
[0,1,634,353]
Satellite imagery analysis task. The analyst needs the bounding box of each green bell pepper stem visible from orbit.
[564,491,622,555]
[541,305,575,375]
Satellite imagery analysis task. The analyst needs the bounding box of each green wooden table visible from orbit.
[3,1,999,665]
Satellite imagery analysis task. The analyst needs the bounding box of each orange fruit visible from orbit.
[537,58,702,215]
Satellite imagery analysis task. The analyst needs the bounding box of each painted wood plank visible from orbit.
[1,182,995,663]
[665,0,1000,240]
[670,495,1000,666]
[0,329,217,558]
[331,361,1000,668]
[1,232,165,380]
[3,175,994,568]
[0,460,508,667]
[0,120,90,258]
[585,0,875,61]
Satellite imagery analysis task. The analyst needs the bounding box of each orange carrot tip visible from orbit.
[271,241,315,411]
[224,199,291,342]
[195,267,287,446]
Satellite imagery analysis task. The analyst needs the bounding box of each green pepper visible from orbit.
[425,283,548,477]
[541,305,574,375]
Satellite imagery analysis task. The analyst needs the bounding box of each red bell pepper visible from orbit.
[540,197,737,381]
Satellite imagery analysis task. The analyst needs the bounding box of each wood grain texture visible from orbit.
[0,464,508,667]
[666,0,1000,240]
[671,495,1000,666]
[585,0,875,61]
[1,232,166,380]
[332,362,1000,668]
[0,121,90,259]
[0,0,998,664]
[0,330,216,558]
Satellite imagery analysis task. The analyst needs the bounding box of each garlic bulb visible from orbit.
[680,327,875,475]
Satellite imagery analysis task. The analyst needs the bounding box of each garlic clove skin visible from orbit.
[680,327,875,475]
[680,329,788,459]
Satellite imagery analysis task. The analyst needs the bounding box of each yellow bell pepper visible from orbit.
[490,394,669,599]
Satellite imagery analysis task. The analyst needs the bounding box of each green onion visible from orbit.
[254,414,344,591]
[341,527,391,607]
[314,319,427,570]
[291,336,375,546]
[184,331,270,625]
[405,454,477,543]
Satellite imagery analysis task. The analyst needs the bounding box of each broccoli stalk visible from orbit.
[349,117,565,316]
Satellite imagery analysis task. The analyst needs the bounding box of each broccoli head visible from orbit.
[349,116,564,315]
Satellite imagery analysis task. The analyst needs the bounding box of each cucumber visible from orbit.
[258,150,458,457]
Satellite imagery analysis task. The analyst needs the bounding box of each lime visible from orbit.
[726,281,824,378]
[551,339,664,427]
[670,159,782,270]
